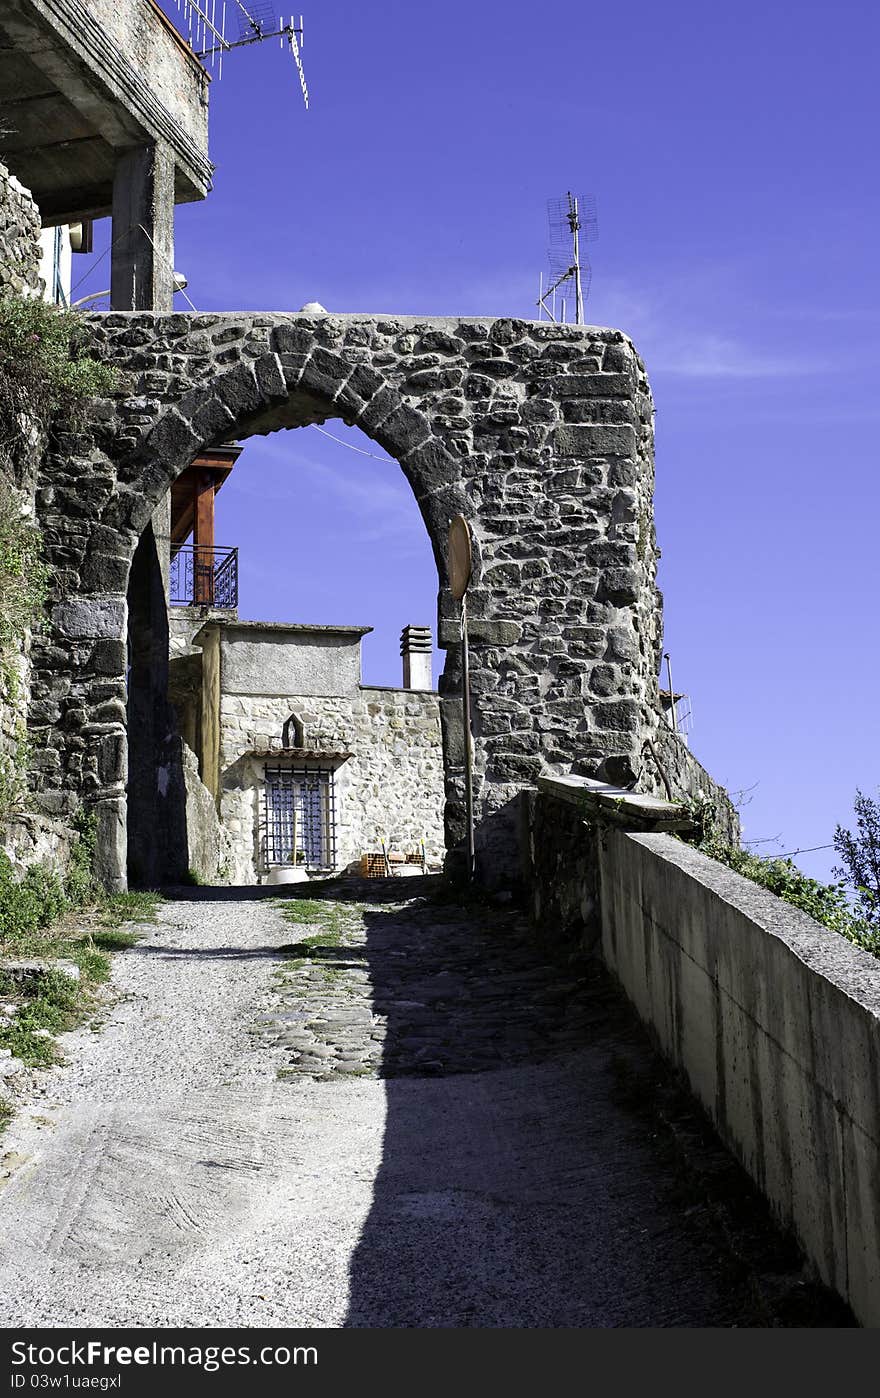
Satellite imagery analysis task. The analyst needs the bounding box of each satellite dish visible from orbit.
[448,515,472,601]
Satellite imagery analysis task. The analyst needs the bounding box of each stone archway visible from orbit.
[31,312,660,889]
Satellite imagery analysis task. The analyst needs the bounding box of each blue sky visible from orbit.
[75,1,880,880]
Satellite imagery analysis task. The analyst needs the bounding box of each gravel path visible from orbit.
[0,881,838,1327]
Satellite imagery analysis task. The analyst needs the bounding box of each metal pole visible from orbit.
[572,194,584,325]
[461,593,476,881]
[664,652,676,731]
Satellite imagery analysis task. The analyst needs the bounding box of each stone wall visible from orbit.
[216,687,444,882]
[641,725,739,843]
[0,161,47,864]
[522,787,600,952]
[28,309,706,887]
[179,738,232,884]
[0,160,43,299]
[523,739,738,951]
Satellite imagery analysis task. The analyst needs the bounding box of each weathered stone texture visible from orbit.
[522,788,600,951]
[180,739,233,884]
[216,687,444,882]
[28,310,679,885]
[0,161,43,299]
[641,726,739,843]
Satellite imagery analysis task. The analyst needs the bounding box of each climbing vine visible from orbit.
[0,295,118,819]
[0,475,47,659]
[0,476,48,816]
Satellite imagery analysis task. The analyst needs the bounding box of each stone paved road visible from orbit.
[259,881,618,1080]
[0,879,847,1327]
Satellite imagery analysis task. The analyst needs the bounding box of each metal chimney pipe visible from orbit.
[400,625,432,690]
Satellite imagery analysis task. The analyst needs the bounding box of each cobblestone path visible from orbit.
[0,878,850,1327]
[259,880,618,1079]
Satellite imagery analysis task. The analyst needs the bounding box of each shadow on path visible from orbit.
[179,877,855,1327]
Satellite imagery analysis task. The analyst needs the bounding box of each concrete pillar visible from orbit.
[401,625,433,690]
[110,143,175,312]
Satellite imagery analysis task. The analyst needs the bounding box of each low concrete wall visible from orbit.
[598,827,880,1327]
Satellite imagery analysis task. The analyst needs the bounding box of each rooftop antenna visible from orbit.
[536,191,597,324]
[165,2,309,106]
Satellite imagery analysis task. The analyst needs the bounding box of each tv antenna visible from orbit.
[164,2,309,107]
[537,191,597,324]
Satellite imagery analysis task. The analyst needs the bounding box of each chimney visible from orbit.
[400,625,432,691]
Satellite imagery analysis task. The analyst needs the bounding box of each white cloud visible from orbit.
[649,333,823,379]
[588,272,831,381]
[217,428,427,552]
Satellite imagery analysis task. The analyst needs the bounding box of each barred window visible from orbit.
[263,765,336,870]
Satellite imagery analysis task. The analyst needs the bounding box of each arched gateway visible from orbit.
[31,311,661,889]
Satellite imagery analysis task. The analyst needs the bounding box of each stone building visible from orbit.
[171,619,444,884]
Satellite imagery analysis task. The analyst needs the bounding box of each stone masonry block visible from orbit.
[376,403,432,460]
[270,323,312,355]
[145,408,200,466]
[356,385,400,434]
[554,424,636,459]
[299,346,352,401]
[53,598,127,641]
[214,363,263,417]
[253,353,288,403]
[550,373,634,397]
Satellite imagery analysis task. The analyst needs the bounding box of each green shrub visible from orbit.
[0,476,49,817]
[0,295,117,436]
[0,809,100,941]
[0,850,67,940]
[699,836,880,958]
[0,477,48,656]
[64,807,99,905]
[0,966,80,1067]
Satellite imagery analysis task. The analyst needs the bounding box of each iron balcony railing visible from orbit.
[170,544,238,609]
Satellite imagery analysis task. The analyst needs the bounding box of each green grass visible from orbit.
[0,888,162,1071]
[276,896,363,947]
[296,928,344,949]
[276,898,351,929]
[98,891,162,927]
[0,966,80,1067]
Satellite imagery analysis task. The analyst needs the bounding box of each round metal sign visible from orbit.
[448,515,473,601]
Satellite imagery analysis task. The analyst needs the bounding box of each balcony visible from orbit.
[170,544,238,609]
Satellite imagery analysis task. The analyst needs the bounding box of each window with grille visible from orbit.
[263,766,336,871]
